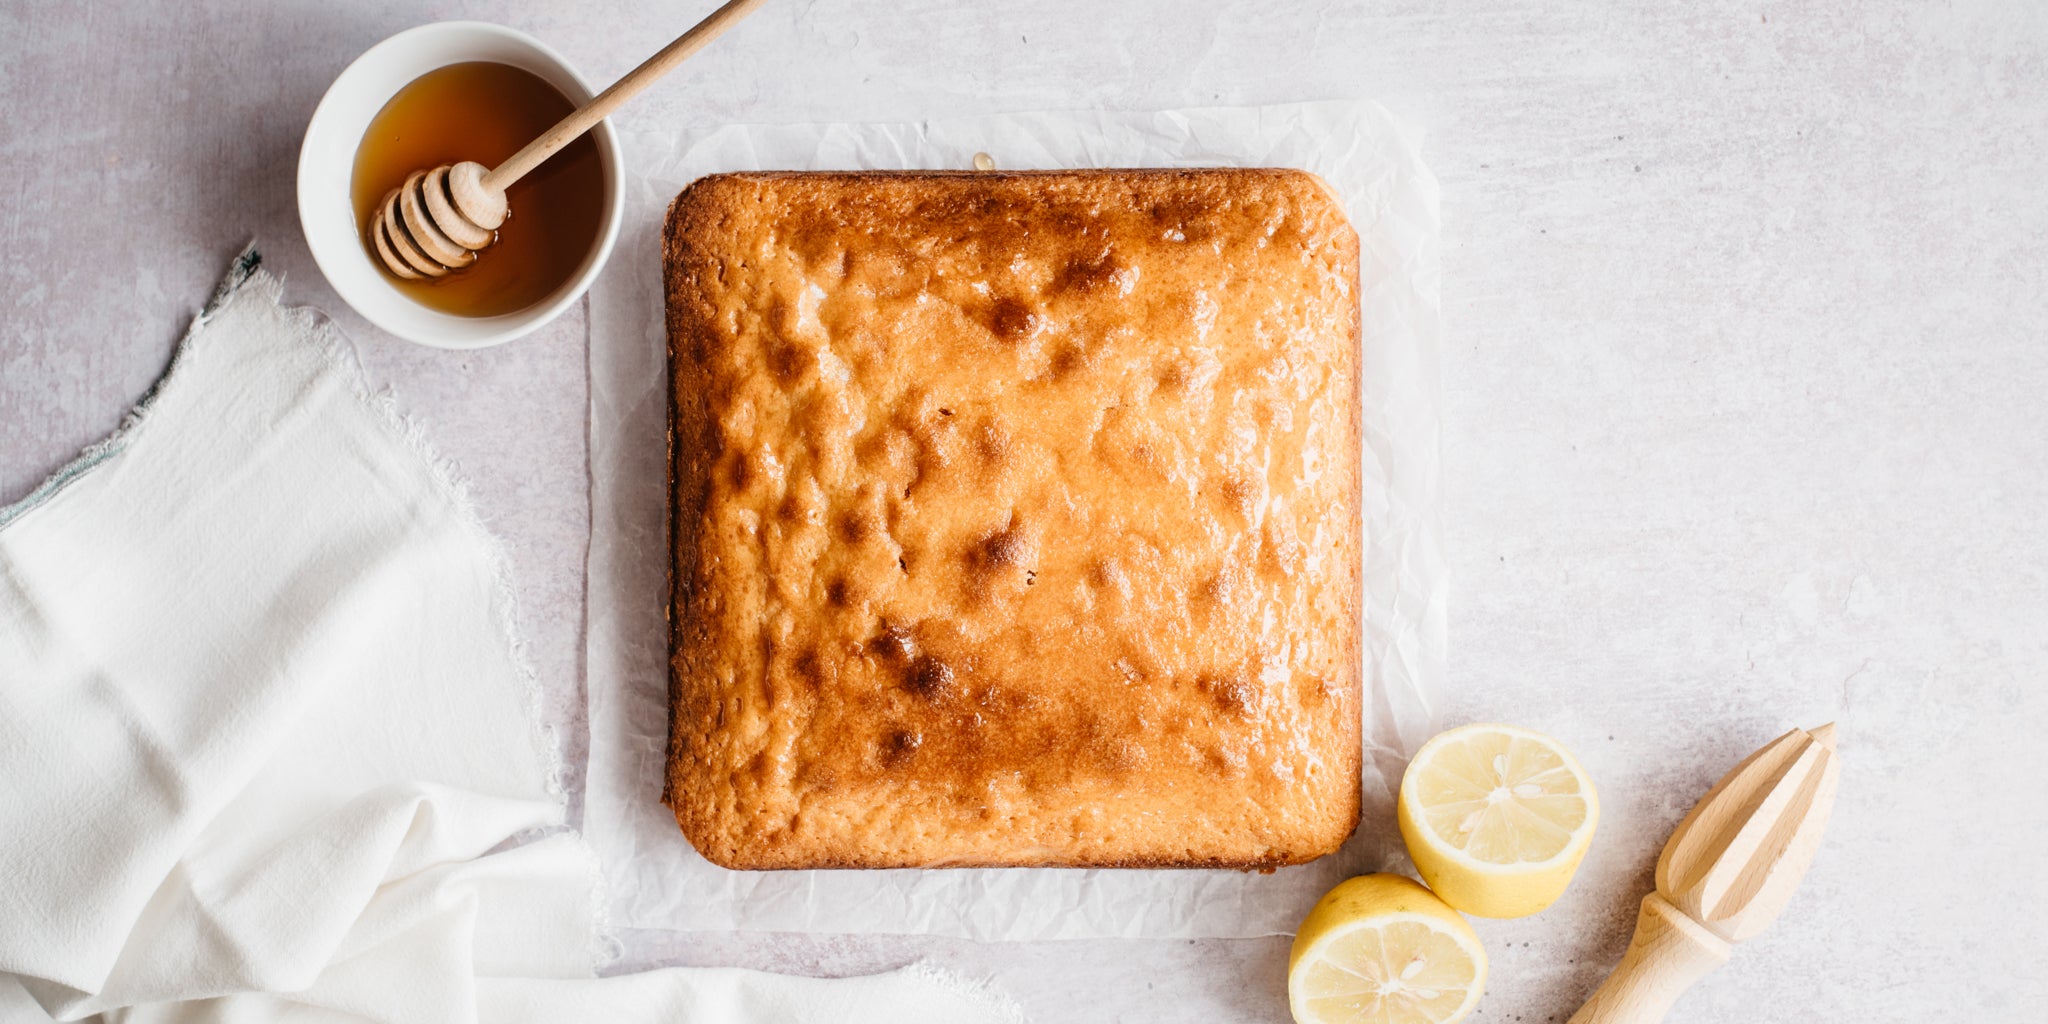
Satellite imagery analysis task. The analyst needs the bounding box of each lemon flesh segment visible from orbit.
[1398,724,1599,919]
[1289,874,1487,1024]
[1297,921,1481,1023]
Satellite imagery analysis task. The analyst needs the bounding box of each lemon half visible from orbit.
[1287,873,1487,1024]
[1397,723,1599,918]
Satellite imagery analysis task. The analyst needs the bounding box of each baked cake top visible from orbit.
[665,169,1362,869]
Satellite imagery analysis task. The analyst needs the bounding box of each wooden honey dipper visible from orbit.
[369,0,769,280]
[1568,723,1840,1023]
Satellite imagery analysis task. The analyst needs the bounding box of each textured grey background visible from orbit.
[3,1,2046,1021]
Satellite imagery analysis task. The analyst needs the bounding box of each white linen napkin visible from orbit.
[0,251,1021,1024]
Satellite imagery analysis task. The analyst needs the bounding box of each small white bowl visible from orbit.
[298,22,624,349]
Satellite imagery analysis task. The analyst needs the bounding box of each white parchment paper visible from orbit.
[584,100,1441,939]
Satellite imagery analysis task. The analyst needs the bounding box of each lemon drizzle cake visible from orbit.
[664,168,1362,869]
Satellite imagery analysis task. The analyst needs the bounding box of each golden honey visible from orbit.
[351,61,605,317]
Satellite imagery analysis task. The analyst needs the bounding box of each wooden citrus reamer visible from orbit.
[1567,723,1840,1024]
[370,0,769,280]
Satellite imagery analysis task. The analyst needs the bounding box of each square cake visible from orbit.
[664,169,1362,869]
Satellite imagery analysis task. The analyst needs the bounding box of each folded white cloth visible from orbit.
[0,253,1021,1024]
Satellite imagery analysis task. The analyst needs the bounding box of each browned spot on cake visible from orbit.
[1304,676,1336,708]
[1048,341,1089,381]
[974,421,1009,465]
[1219,474,1258,521]
[906,655,957,700]
[1202,676,1261,718]
[1089,557,1126,588]
[791,647,826,689]
[871,623,919,663]
[765,337,809,384]
[723,451,751,491]
[851,430,897,473]
[783,214,848,271]
[976,525,1032,570]
[986,296,1040,343]
[824,578,855,607]
[962,525,1035,602]
[1057,248,1133,295]
[1259,522,1305,581]
[1128,442,1162,475]
[837,508,876,542]
[1198,564,1246,610]
[881,728,923,767]
[776,489,810,524]
[1147,198,1220,244]
[1206,744,1250,777]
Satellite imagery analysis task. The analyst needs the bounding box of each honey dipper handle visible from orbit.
[482,0,771,191]
[1567,894,1732,1024]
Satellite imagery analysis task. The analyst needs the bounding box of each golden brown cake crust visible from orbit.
[665,169,1362,870]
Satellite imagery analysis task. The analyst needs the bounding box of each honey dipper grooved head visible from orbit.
[368,161,507,280]
[378,189,447,278]
[397,170,473,269]
[423,165,492,250]
[368,193,422,281]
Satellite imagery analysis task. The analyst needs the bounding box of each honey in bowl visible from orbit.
[351,61,606,317]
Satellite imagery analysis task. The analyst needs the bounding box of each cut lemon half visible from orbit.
[1397,723,1599,918]
[1287,873,1487,1024]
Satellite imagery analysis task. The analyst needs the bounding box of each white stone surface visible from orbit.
[3,2,2044,1021]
